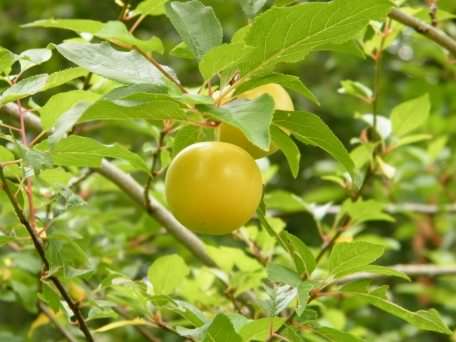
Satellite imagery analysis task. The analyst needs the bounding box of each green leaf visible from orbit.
[391,94,430,137]
[95,318,153,333]
[0,47,16,75]
[321,40,366,59]
[25,19,163,53]
[296,282,313,316]
[0,68,86,105]
[38,168,73,188]
[199,43,255,80]
[96,21,163,53]
[55,42,167,86]
[24,19,104,34]
[45,67,88,89]
[263,270,313,317]
[281,231,316,277]
[394,134,432,149]
[264,191,307,213]
[267,264,301,287]
[237,0,268,17]
[147,255,189,295]
[203,314,242,342]
[338,80,373,102]
[239,317,285,341]
[316,327,363,342]
[165,0,223,59]
[341,199,395,225]
[329,241,385,277]
[48,102,94,144]
[263,284,297,315]
[131,0,170,17]
[0,146,15,162]
[170,299,207,326]
[239,0,391,77]
[363,19,404,56]
[232,25,251,43]
[40,90,100,130]
[170,42,195,60]
[271,125,300,178]
[21,148,53,175]
[350,143,376,169]
[18,48,52,73]
[199,94,274,150]
[347,291,452,334]
[48,135,149,172]
[428,136,448,161]
[236,73,319,106]
[274,111,354,172]
[46,233,89,277]
[335,265,410,281]
[0,234,15,247]
[80,92,186,122]
[282,326,306,342]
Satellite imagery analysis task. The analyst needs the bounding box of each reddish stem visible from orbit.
[16,100,37,229]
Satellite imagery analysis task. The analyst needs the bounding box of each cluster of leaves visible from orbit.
[1,0,456,341]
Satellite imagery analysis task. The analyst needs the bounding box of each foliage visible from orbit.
[1,0,456,341]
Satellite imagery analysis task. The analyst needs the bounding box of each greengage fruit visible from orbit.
[165,142,263,235]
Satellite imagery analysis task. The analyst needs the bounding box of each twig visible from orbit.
[233,231,269,266]
[114,307,160,342]
[426,0,438,27]
[30,129,48,147]
[118,0,131,22]
[389,8,456,56]
[16,100,37,229]
[0,167,94,342]
[315,220,349,263]
[316,167,373,263]
[144,129,168,212]
[331,264,456,285]
[151,313,196,342]
[134,47,187,93]
[129,14,146,33]
[82,72,93,90]
[0,121,21,131]
[69,169,94,190]
[272,202,456,217]
[0,159,22,167]
[38,302,79,342]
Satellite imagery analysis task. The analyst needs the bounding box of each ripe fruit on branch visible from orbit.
[165,142,263,235]
[218,83,294,159]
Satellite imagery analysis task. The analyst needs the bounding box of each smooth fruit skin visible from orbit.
[165,142,263,235]
[219,83,294,159]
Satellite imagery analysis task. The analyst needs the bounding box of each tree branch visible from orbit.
[389,8,456,56]
[272,202,456,217]
[1,103,216,267]
[114,307,160,342]
[332,264,456,285]
[38,302,79,342]
[0,167,94,342]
